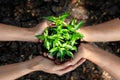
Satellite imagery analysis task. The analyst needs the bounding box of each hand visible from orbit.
[33,19,71,36]
[42,44,87,74]
[26,56,79,75]
[61,43,94,72]
[33,20,51,35]
[28,20,53,42]
[70,44,88,65]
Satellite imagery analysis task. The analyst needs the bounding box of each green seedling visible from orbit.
[36,12,84,62]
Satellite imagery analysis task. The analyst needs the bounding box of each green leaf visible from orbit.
[71,46,77,51]
[75,20,84,30]
[49,52,57,57]
[35,35,44,40]
[62,43,73,49]
[63,33,71,40]
[57,51,61,58]
[44,39,51,50]
[45,16,57,22]
[62,29,69,33]
[49,47,58,53]
[78,33,84,39]
[71,33,78,45]
[75,32,84,39]
[53,39,61,47]
[70,18,76,26]
[67,25,74,31]
[56,21,63,29]
[48,35,58,39]
[44,28,49,36]
[51,28,57,35]
[62,22,68,26]
[60,50,65,61]
[59,12,70,21]
[71,33,77,39]
[71,40,75,46]
[66,51,74,58]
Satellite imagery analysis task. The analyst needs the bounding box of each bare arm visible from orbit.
[0,61,32,80]
[79,18,120,42]
[70,44,120,80]
[0,21,49,42]
[0,56,76,80]
[85,44,120,80]
[88,45,120,80]
[0,24,37,42]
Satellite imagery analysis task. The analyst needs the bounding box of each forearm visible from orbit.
[0,24,37,42]
[79,18,120,42]
[0,62,33,80]
[0,56,50,80]
[86,46,120,80]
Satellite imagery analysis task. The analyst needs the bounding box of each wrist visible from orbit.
[81,44,102,62]
[79,44,96,60]
[24,56,44,72]
[78,27,96,42]
[17,62,34,74]
[78,27,88,41]
[21,28,38,42]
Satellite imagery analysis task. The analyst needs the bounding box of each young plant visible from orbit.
[36,12,84,62]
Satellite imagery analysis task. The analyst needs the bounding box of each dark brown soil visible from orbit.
[0,0,120,80]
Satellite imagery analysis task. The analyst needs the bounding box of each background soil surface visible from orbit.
[0,0,120,80]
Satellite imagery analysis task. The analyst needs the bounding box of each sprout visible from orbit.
[36,12,84,61]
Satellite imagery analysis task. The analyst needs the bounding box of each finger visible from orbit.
[39,40,43,43]
[72,58,86,69]
[56,66,73,76]
[49,23,55,27]
[45,20,55,27]
[76,58,86,66]
[70,45,85,65]
[35,21,49,35]
[32,56,44,61]
[57,58,86,75]
[71,55,83,65]
[43,53,54,60]
[55,59,61,65]
[48,54,54,60]
[43,52,48,57]
[55,61,72,70]
[40,21,49,28]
